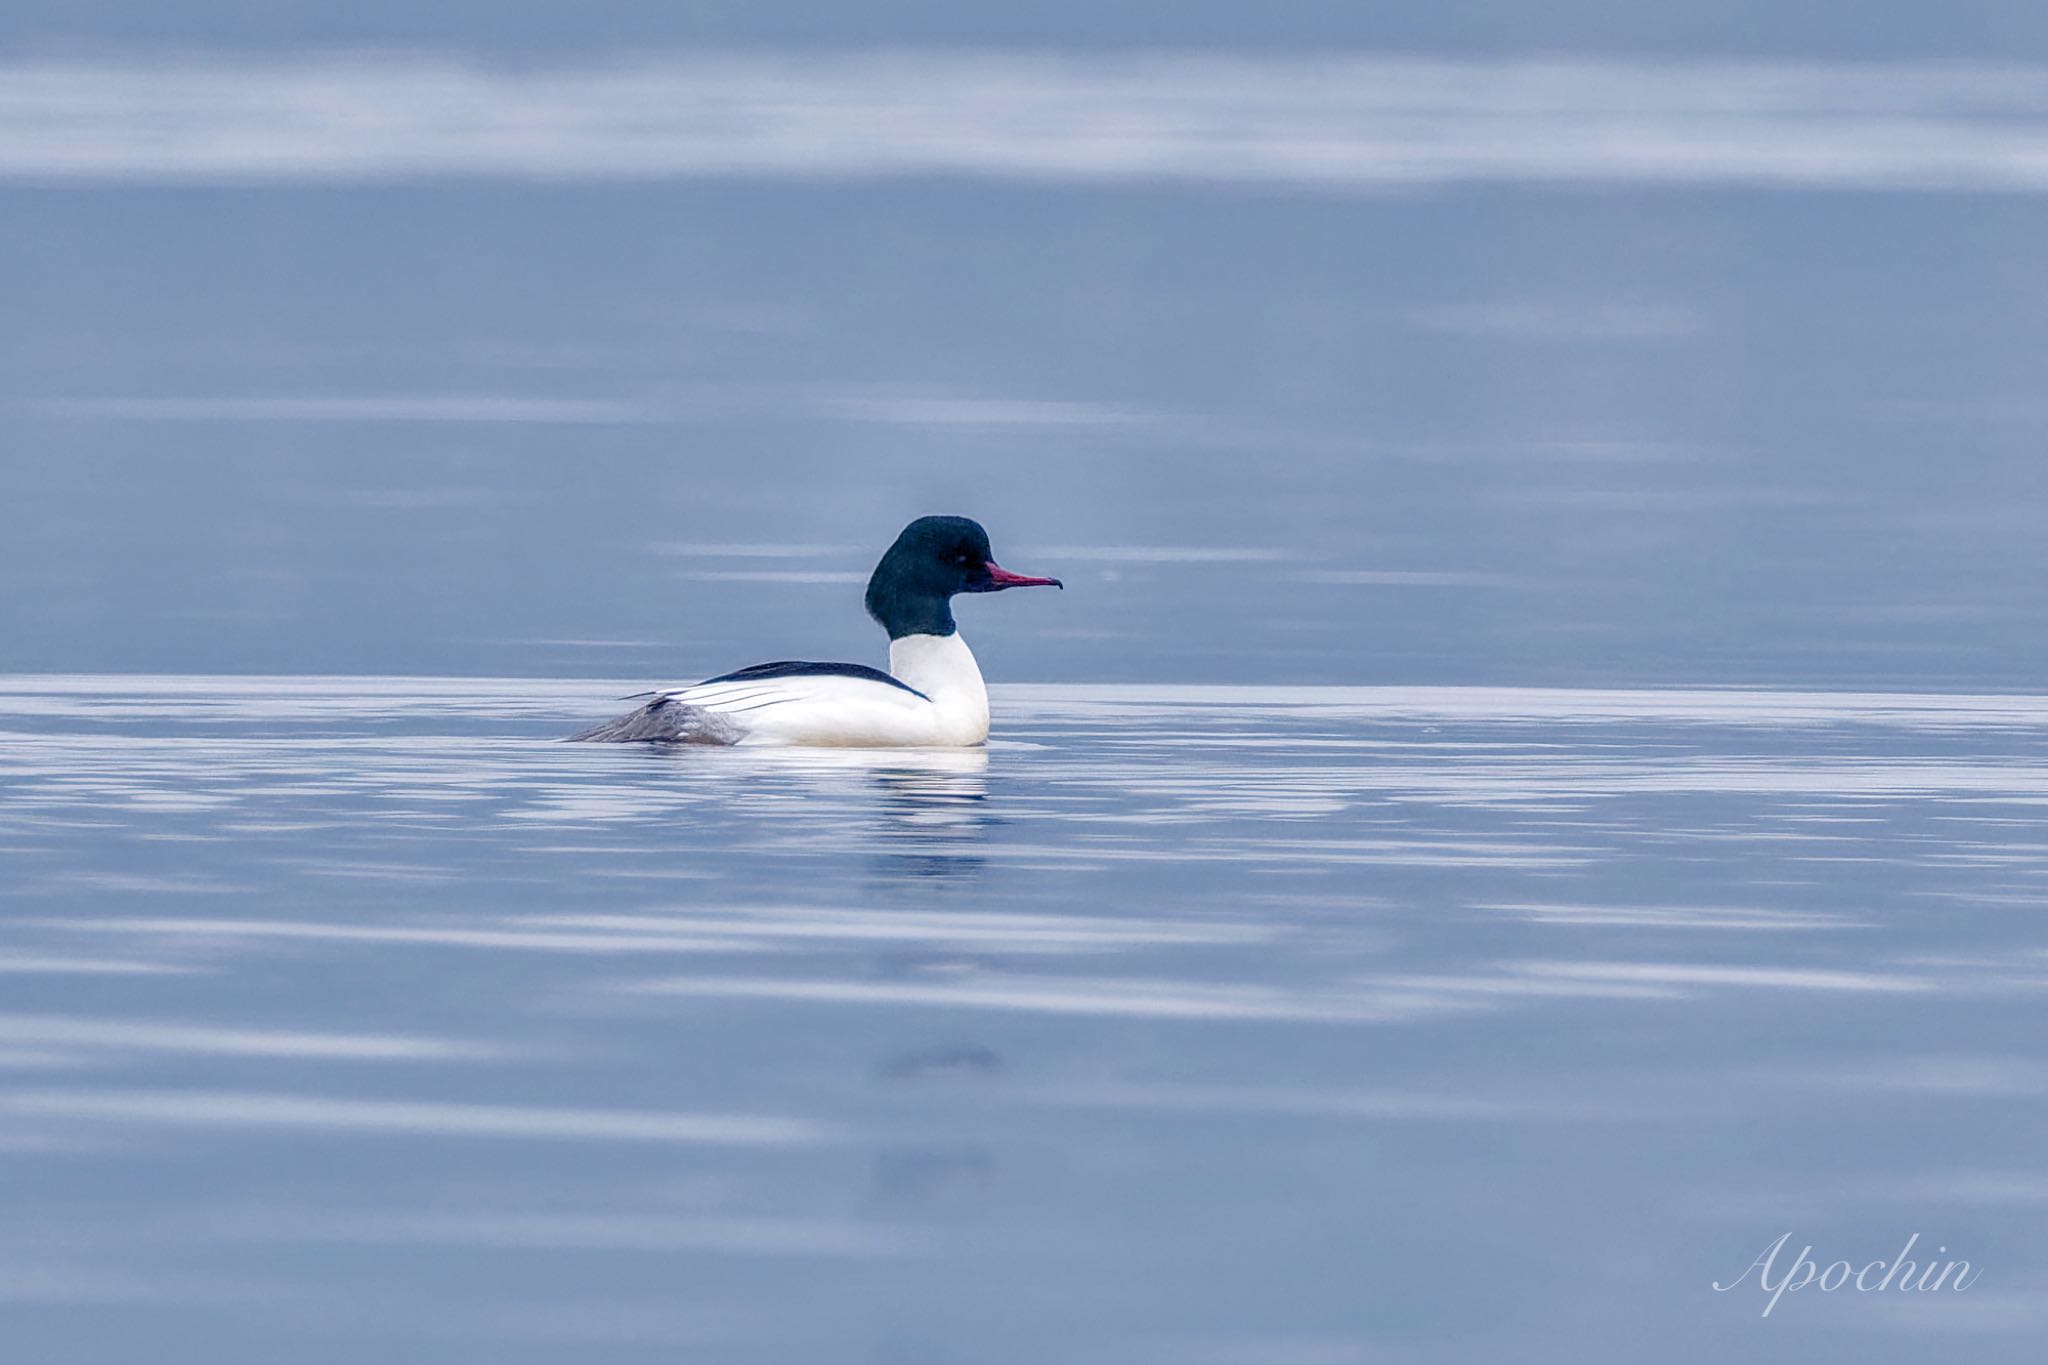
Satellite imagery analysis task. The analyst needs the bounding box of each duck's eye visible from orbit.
[953,552,970,565]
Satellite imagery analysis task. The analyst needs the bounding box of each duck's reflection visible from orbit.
[864,749,990,889]
[673,746,992,889]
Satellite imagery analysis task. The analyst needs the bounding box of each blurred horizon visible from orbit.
[3,22,2046,691]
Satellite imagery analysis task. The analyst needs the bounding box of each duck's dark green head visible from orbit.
[863,515,1063,639]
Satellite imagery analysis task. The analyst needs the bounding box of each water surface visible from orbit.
[1,676,2043,1360]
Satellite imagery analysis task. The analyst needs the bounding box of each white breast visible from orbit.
[887,632,991,746]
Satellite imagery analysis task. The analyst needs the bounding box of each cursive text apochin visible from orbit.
[1714,1232,1981,1317]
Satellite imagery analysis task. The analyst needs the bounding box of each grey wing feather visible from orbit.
[565,697,744,744]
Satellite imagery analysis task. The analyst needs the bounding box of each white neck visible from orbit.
[889,632,990,745]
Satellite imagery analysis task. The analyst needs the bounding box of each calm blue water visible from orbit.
[2,676,2044,1360]
[5,148,2048,691]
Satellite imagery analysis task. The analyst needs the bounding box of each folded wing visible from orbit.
[569,661,932,745]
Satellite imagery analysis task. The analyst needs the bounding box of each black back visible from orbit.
[698,660,929,699]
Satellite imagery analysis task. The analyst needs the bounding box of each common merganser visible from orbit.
[569,516,1061,746]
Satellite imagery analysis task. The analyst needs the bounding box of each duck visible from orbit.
[569,516,1061,746]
